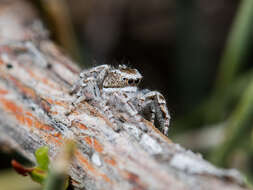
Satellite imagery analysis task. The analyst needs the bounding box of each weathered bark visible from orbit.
[0,1,249,190]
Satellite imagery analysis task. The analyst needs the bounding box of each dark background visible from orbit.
[64,0,239,116]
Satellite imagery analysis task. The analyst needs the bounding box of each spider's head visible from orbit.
[103,65,142,88]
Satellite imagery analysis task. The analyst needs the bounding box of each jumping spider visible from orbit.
[68,64,171,135]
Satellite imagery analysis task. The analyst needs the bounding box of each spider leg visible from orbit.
[139,91,170,136]
[79,64,110,86]
[150,103,156,124]
[102,92,147,132]
[66,78,100,115]
[68,64,112,112]
[70,65,110,95]
[65,95,86,116]
[79,64,110,78]
[69,78,82,95]
[107,92,138,117]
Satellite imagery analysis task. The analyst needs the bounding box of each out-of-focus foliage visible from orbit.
[35,147,50,171]
[12,146,50,185]
[11,142,74,190]
[43,140,75,190]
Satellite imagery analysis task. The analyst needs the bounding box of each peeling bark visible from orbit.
[0,1,249,190]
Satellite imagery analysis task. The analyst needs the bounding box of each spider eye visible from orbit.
[128,79,134,84]
[123,78,126,80]
[135,79,140,84]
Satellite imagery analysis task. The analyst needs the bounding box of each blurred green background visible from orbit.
[2,0,253,189]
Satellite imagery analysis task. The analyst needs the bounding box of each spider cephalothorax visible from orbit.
[103,65,142,88]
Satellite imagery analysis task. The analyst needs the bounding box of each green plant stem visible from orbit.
[173,69,253,133]
[209,78,253,166]
[201,0,253,124]
[203,69,253,123]
[215,0,253,93]
[43,140,75,190]
[43,171,68,190]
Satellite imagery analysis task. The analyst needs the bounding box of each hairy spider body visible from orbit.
[68,64,170,135]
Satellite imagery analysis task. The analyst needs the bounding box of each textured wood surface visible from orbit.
[0,1,249,190]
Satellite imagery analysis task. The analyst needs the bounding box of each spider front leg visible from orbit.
[66,77,101,115]
[67,65,111,114]
[70,64,110,95]
[138,90,171,136]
